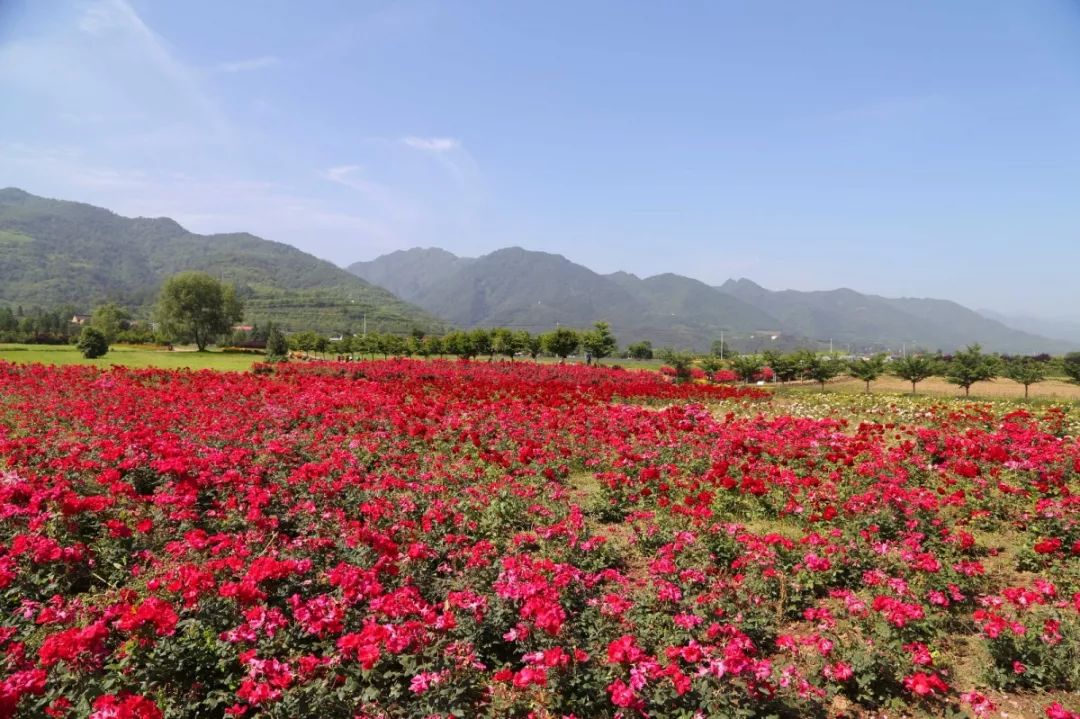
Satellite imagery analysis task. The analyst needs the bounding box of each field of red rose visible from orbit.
[0,359,1076,719]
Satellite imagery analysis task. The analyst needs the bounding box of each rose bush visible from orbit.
[0,359,1075,717]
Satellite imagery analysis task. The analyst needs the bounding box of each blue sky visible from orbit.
[2,0,1079,317]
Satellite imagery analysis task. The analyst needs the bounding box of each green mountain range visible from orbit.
[349,247,778,349]
[717,278,1073,354]
[0,188,1070,353]
[0,188,442,335]
[350,247,1075,354]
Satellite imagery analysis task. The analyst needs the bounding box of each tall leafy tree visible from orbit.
[892,355,939,395]
[492,328,522,361]
[581,321,618,363]
[90,302,130,343]
[265,327,289,362]
[542,328,580,360]
[1002,357,1046,399]
[848,354,887,393]
[155,272,243,351]
[523,332,543,360]
[469,328,494,360]
[626,340,654,361]
[944,344,999,397]
[1063,352,1080,384]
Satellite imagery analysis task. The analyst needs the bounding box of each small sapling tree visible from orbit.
[77,326,109,359]
[658,348,695,383]
[848,354,887,393]
[892,355,939,395]
[1003,357,1047,399]
[265,327,289,362]
[731,354,764,384]
[945,344,999,397]
[582,321,618,364]
[802,352,843,390]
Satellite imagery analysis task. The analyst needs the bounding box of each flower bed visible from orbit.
[0,359,1076,718]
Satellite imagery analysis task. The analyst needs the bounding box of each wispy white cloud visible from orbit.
[320,164,418,224]
[72,0,228,138]
[325,165,362,183]
[216,55,280,73]
[402,136,460,152]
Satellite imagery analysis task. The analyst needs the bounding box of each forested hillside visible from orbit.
[0,189,442,334]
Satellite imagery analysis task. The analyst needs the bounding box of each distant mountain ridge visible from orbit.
[977,308,1080,346]
[350,247,1075,353]
[0,188,442,334]
[1,188,1070,352]
[350,247,781,349]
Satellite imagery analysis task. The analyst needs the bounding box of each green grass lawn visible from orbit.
[0,344,263,371]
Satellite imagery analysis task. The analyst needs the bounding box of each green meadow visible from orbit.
[0,344,262,371]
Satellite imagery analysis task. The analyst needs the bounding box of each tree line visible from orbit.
[667,345,1079,398]
[286,322,619,364]
[8,271,1080,389]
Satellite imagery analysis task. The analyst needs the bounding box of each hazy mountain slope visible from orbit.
[349,244,1072,353]
[978,309,1080,346]
[348,247,473,302]
[878,296,1072,353]
[411,247,648,329]
[348,247,784,348]
[0,188,441,334]
[607,272,782,334]
[718,280,933,346]
[718,278,1073,354]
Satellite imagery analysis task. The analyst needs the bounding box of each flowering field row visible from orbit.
[0,359,1076,718]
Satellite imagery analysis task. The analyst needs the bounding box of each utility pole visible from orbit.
[362,313,367,337]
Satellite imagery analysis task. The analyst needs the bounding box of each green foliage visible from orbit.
[542,328,581,359]
[491,327,523,360]
[848,354,887,393]
[522,331,543,359]
[155,272,244,351]
[891,355,940,394]
[803,352,844,389]
[265,326,289,362]
[0,188,442,336]
[581,321,617,362]
[626,340,654,360]
[769,350,805,383]
[1063,352,1080,384]
[1002,357,1047,398]
[89,302,130,343]
[731,354,764,383]
[0,305,81,344]
[76,326,108,359]
[657,348,695,383]
[944,344,999,396]
[699,355,722,373]
[289,331,322,353]
[469,328,494,358]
